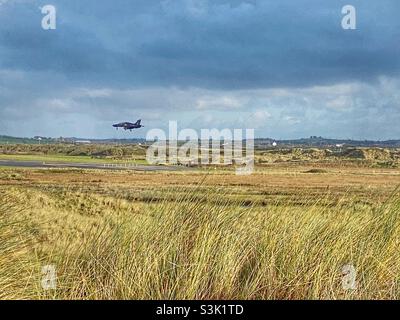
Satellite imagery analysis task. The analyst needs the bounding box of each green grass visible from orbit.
[0,154,148,165]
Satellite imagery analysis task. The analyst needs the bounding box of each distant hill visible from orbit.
[255,137,400,148]
[0,135,145,145]
[1,135,400,148]
[0,135,43,144]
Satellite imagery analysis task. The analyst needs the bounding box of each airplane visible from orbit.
[113,119,144,131]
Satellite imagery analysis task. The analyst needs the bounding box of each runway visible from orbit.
[0,160,188,171]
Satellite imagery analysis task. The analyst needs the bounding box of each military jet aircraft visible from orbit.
[113,119,143,131]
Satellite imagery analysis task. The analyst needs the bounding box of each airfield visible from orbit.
[1,142,400,299]
[0,159,187,171]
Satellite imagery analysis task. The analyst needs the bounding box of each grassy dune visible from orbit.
[1,176,400,299]
[0,196,41,299]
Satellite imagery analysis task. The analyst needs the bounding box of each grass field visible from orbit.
[1,154,400,300]
[0,154,148,165]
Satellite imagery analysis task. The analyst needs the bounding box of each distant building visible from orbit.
[75,140,92,144]
[272,141,277,147]
[34,136,48,140]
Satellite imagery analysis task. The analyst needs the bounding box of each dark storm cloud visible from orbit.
[1,0,399,89]
[0,0,399,139]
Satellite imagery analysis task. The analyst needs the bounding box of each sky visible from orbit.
[0,0,399,139]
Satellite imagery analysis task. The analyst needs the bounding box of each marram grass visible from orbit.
[1,186,400,300]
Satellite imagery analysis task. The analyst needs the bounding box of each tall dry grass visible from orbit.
[0,192,40,299]
[1,186,400,299]
[49,188,400,300]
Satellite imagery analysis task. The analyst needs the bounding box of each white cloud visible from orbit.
[196,95,243,110]
[326,96,354,111]
[1,67,400,139]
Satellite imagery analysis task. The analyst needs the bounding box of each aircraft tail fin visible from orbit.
[135,119,141,125]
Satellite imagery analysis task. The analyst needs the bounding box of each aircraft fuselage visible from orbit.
[113,120,143,131]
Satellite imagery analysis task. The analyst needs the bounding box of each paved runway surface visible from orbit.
[0,160,187,171]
